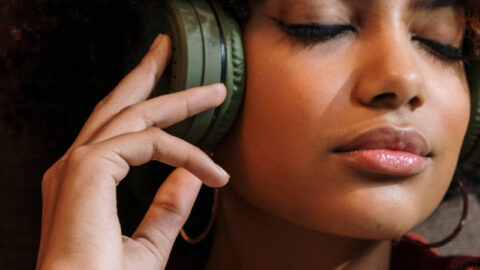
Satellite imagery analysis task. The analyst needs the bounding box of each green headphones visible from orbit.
[125,0,480,163]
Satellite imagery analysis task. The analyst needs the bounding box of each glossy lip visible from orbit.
[334,126,433,176]
[335,126,432,157]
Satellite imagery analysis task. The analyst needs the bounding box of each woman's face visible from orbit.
[216,0,469,239]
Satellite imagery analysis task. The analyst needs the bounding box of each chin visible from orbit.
[309,209,424,241]
[285,184,437,241]
[305,165,453,241]
[338,212,421,240]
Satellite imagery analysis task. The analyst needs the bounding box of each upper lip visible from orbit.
[334,126,432,157]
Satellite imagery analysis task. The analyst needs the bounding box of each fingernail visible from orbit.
[215,163,230,178]
[150,34,165,50]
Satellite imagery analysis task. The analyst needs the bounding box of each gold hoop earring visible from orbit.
[180,188,219,244]
[402,179,469,248]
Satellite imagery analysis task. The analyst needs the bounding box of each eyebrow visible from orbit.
[409,0,464,10]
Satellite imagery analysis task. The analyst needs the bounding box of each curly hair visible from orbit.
[466,3,480,59]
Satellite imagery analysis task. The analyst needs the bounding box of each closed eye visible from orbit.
[411,36,463,62]
[272,18,356,46]
[273,18,464,63]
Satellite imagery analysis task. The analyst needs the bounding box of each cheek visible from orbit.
[412,66,470,219]
[220,24,471,240]
[433,91,469,162]
[240,42,353,169]
[422,61,470,168]
[239,55,332,195]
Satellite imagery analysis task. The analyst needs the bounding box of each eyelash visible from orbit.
[411,36,463,62]
[274,19,464,63]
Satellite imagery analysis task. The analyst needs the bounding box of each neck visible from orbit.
[205,186,392,270]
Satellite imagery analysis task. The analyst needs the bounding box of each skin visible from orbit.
[209,0,469,269]
[37,0,469,269]
[37,36,230,270]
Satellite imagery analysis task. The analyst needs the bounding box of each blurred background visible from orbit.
[1,1,479,269]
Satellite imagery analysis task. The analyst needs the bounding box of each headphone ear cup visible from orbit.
[125,0,245,149]
[198,1,246,149]
[460,61,480,162]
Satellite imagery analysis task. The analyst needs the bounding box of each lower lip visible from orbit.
[336,149,429,176]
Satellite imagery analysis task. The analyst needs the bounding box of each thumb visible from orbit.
[126,168,203,268]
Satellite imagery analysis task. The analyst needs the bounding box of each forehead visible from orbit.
[263,0,465,21]
[269,0,464,10]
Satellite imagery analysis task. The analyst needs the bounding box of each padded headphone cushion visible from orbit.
[199,0,246,149]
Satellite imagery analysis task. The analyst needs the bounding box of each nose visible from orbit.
[353,29,425,111]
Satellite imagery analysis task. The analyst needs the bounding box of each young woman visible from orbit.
[36,0,480,269]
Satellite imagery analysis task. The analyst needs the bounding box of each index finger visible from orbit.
[87,83,227,145]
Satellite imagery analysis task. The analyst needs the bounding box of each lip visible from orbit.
[334,126,432,176]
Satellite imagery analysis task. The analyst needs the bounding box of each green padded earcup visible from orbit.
[121,0,245,206]
[156,0,222,145]
[129,0,245,149]
[460,61,480,162]
[179,0,223,145]
[197,1,245,149]
[123,0,209,143]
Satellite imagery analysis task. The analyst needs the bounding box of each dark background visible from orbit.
[1,1,150,269]
[1,1,479,269]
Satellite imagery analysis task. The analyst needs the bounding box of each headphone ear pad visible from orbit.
[460,61,480,162]
[198,1,246,149]
[124,0,245,149]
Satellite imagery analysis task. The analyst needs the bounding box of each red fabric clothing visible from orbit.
[167,233,480,269]
[391,233,480,270]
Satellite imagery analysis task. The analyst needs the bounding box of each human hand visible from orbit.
[36,34,229,270]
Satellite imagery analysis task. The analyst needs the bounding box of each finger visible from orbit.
[91,126,229,188]
[87,83,226,145]
[69,33,172,150]
[127,168,202,268]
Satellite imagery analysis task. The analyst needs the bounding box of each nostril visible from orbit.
[370,92,396,105]
[367,92,423,109]
[408,96,422,109]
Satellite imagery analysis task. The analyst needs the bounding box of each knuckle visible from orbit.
[181,145,202,169]
[117,104,136,117]
[41,165,56,195]
[135,234,169,266]
[151,200,187,222]
[41,158,66,197]
[180,97,193,118]
[66,145,93,168]
[134,106,155,128]
[118,104,153,128]
[93,97,109,112]
[147,126,165,138]
[180,150,195,169]
[149,128,167,159]
[42,164,56,182]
